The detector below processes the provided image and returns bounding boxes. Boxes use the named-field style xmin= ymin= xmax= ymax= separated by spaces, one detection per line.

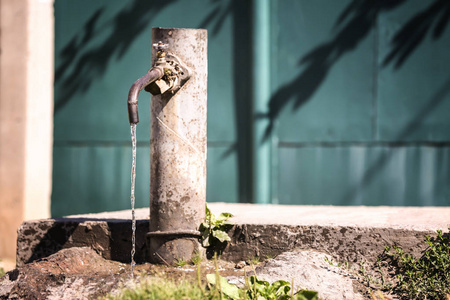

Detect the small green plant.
xmin=175 ymin=257 xmax=188 ymax=267
xmin=265 ymin=254 xmax=274 ymax=260
xmin=385 ymin=226 xmax=450 ymax=299
xmin=191 ymin=251 xmax=203 ymax=265
xmin=103 ymin=260 xmax=320 ymax=300
xmin=245 ymin=276 xmax=293 ymax=299
xmin=374 ymin=257 xmax=390 ymax=290
xmin=324 ymin=256 xmax=335 ymax=266
xmin=200 ymin=205 xmax=234 ymax=248
xmin=207 ymin=273 xmax=241 ymax=300
xmin=324 ymin=256 xmax=347 ymax=269
xmin=0 ymin=266 xmax=5 ymax=277
xmin=249 ymin=256 xmax=260 ymax=266
xmin=325 ymin=256 xmax=390 ymax=292
xmin=207 ymin=273 xmax=319 ymax=300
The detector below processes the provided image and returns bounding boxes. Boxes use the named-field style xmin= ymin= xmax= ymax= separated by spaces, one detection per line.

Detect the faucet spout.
xmin=127 ymin=67 xmax=163 ymax=124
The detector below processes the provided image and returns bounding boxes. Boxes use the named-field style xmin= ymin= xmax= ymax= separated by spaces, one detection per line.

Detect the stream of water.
xmin=130 ymin=124 xmax=137 ymax=277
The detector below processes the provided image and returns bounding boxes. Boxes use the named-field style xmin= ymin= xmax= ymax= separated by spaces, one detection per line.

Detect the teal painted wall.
xmin=272 ymin=0 xmax=450 ymax=206
xmin=53 ymin=0 xmax=450 ymax=217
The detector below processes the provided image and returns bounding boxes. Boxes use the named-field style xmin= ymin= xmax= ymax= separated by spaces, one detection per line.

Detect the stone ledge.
xmin=16 ymin=203 xmax=450 ymax=266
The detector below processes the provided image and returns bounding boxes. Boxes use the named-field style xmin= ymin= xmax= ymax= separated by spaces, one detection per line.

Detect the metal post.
xmin=252 ymin=0 xmax=272 ymax=204
xmin=148 ymin=28 xmax=207 ymax=265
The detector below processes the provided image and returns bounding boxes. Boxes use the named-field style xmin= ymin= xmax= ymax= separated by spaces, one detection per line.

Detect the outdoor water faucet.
xmin=127 ymin=41 xmax=190 ymax=124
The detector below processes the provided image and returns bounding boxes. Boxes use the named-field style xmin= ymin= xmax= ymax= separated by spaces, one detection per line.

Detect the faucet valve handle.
xmin=152 ymin=41 xmax=168 ymax=50
xmin=153 ymin=41 xmax=169 ymax=58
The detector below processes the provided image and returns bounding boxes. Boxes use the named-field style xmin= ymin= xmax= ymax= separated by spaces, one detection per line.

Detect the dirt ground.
xmin=1 ymin=246 xmax=401 ymax=300
xmin=0 ymin=247 xmax=251 ymax=299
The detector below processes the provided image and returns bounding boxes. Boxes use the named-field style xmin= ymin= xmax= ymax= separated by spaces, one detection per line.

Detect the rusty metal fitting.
xmin=127 ymin=41 xmax=190 ymax=124
xmin=144 ymin=53 xmax=190 ymax=96
xmin=156 ymin=50 xmax=166 ymax=58
xmin=127 ymin=67 xmax=164 ymax=124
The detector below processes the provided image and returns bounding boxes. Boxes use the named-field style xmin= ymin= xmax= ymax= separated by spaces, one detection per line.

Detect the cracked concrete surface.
xmin=15 ymin=203 xmax=449 ymax=267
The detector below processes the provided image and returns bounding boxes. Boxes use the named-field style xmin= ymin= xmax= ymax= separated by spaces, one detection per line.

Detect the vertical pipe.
xmin=148 ymin=28 xmax=207 ymax=264
xmin=252 ymin=0 xmax=271 ymax=204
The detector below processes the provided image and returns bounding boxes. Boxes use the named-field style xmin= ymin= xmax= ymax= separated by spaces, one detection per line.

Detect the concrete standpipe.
xmin=147 ymin=28 xmax=207 ymax=265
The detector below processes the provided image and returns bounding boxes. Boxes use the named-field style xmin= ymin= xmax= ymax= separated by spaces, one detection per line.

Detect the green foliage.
xmin=264 ymin=254 xmax=274 ymax=260
xmin=292 ymin=290 xmax=319 ymax=300
xmin=101 ymin=277 xmax=207 ymax=300
xmin=200 ymin=206 xmax=234 ymax=248
xmin=175 ymin=258 xmax=188 ymax=267
xmin=323 ymin=257 xmax=334 ymax=266
xmin=245 ymin=276 xmax=291 ymax=300
xmin=104 ymin=274 xmax=319 ymax=300
xmin=207 ymin=273 xmax=240 ymax=300
xmin=248 ymin=256 xmax=260 ymax=266
xmin=324 ymin=256 xmax=391 ymax=293
xmin=385 ymin=226 xmax=450 ymax=299
xmin=207 ymin=273 xmax=318 ymax=300
xmin=191 ymin=251 xmax=203 ymax=266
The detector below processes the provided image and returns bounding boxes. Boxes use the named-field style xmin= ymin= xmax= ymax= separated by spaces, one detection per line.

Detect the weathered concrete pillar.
xmin=0 ymin=0 xmax=53 ymax=262
xmin=148 ymin=28 xmax=207 ymax=264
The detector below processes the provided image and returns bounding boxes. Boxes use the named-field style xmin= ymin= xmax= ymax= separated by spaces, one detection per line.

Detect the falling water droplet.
xmin=130 ymin=124 xmax=137 ymax=278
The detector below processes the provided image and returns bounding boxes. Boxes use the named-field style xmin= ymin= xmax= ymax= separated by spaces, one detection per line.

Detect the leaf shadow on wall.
xmin=54 ymin=0 xmax=176 ymax=113
xmin=342 ymin=0 xmax=450 ymax=205
xmin=383 ymin=0 xmax=450 ymax=69
xmin=259 ymin=0 xmax=407 ymax=142
xmin=258 ymin=0 xmax=450 ymax=205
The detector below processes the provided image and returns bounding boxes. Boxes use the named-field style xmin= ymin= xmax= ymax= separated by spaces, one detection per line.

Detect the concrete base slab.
xmin=16 ymin=203 xmax=450 ymax=267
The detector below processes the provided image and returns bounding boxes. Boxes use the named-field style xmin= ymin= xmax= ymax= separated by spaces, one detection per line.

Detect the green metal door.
xmin=273 ymin=0 xmax=450 ymax=206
